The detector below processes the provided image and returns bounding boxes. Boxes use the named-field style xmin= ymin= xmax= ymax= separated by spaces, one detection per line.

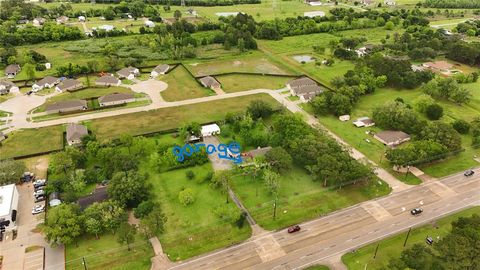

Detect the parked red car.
xmin=288 ymin=225 xmax=301 ymax=233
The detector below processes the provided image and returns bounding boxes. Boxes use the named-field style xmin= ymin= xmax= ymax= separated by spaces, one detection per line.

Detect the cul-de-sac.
xmin=0 ymin=0 xmax=479 ymax=269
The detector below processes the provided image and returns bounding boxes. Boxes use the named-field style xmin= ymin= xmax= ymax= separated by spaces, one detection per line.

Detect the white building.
xmin=303 ymin=11 xmax=325 ymax=18
xmin=201 ymin=124 xmax=221 ymax=137
xmin=78 ymin=16 xmax=86 ymax=22
xmin=150 ymin=64 xmax=170 ymax=78
xmin=0 ymin=184 xmax=19 ymax=232
xmin=145 ymin=20 xmax=155 ymax=28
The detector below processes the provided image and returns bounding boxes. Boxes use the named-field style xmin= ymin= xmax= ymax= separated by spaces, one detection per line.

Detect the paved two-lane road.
xmin=164 ymin=170 xmax=479 ymax=270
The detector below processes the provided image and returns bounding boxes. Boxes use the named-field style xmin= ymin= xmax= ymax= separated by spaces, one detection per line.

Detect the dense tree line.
xmin=0 ymin=23 xmax=84 ymax=46
xmin=455 ymin=20 xmax=480 ymax=37
xmin=67 ymin=0 xmax=260 ymax=6
xmin=423 ymin=0 xmax=480 ymax=8
xmin=386 ymin=214 xmax=480 ymax=270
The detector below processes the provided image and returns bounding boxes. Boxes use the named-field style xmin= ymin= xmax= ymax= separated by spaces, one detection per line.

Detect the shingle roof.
xmin=5 ymin=64 xmax=20 ymax=74
xmin=98 ymin=92 xmax=134 ymax=103
xmin=46 ymin=99 xmax=87 ymax=111
xmin=117 ymin=67 xmax=138 ymax=77
xmin=66 ymin=123 xmax=88 ymax=142
xmin=57 ymin=79 xmax=82 ymax=91
xmin=96 ymin=75 xmax=120 ymax=84
xmin=153 ymin=64 xmax=170 ymax=73
xmin=36 ymin=76 xmax=58 ymax=86
xmin=293 ymin=85 xmax=323 ymax=96
xmin=375 ymin=130 xmax=410 ymax=144
xmin=0 ymin=80 xmax=16 ymax=89
xmin=287 ymin=77 xmax=317 ymax=89
xmin=77 ymin=186 xmax=108 ymax=210
xmin=199 ymin=76 xmax=220 ymax=88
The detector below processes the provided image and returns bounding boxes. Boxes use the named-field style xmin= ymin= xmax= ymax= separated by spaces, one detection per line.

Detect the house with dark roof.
xmin=32 ymin=76 xmax=59 ymax=92
xmin=150 ymin=64 xmax=170 ymax=78
xmin=374 ymin=130 xmax=410 ymax=146
xmin=66 ymin=123 xmax=88 ymax=145
xmin=98 ymin=93 xmax=135 ymax=107
xmin=286 ymin=77 xmax=323 ymax=102
xmin=353 ymin=117 xmax=375 ymax=128
xmin=77 ymin=186 xmax=108 ymax=210
xmin=95 ymin=75 xmax=121 ymax=87
xmin=117 ymin=67 xmax=140 ymax=80
xmin=0 ymin=80 xmax=19 ymax=95
xmin=5 ymin=64 xmax=21 ymax=79
xmin=199 ymin=76 xmax=221 ymax=90
xmin=55 ymin=79 xmax=83 ymax=92
xmin=46 ymin=100 xmax=87 ymax=114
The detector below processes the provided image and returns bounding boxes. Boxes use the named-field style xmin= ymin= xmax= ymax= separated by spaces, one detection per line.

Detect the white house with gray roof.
xmin=32 ymin=76 xmax=59 ymax=92
xmin=199 ymin=76 xmax=221 ymax=90
xmin=98 ymin=93 xmax=135 ymax=107
xmin=286 ymin=77 xmax=323 ymax=102
xmin=46 ymin=99 xmax=87 ymax=114
xmin=117 ymin=67 xmax=140 ymax=80
xmin=55 ymin=79 xmax=83 ymax=92
xmin=0 ymin=80 xmax=19 ymax=95
xmin=95 ymin=75 xmax=121 ymax=86
xmin=4 ymin=64 xmax=21 ymax=79
xmin=150 ymin=64 xmax=170 ymax=78
xmin=66 ymin=123 xmax=88 ymax=145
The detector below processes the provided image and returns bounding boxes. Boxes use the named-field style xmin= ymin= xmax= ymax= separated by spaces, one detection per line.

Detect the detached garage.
xmin=201 ymin=124 xmax=220 ymax=137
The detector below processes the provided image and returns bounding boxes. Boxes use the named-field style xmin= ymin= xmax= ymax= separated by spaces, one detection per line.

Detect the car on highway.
xmin=410 ymin=208 xmax=423 ymax=216
xmin=32 ymin=205 xmax=45 ymax=215
xmin=288 ymin=225 xmax=301 ymax=233
xmin=464 ymin=170 xmax=475 ymax=177
xmin=34 ymin=195 xmax=46 ymax=203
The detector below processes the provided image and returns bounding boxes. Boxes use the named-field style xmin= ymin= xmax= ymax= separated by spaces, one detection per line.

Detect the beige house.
xmin=374 ymin=130 xmax=411 ymax=146
xmin=199 ymin=76 xmax=221 ymax=90
xmin=287 ymin=77 xmax=323 ymax=102
xmin=117 ymin=67 xmax=140 ymax=80
xmin=55 ymin=79 xmax=83 ymax=92
xmin=4 ymin=64 xmax=21 ymax=79
xmin=98 ymin=93 xmax=135 ymax=107
xmin=95 ymin=75 xmax=121 ymax=87
xmin=46 ymin=100 xmax=87 ymax=114
xmin=353 ymin=117 xmax=375 ymax=128
xmin=66 ymin=123 xmax=88 ymax=146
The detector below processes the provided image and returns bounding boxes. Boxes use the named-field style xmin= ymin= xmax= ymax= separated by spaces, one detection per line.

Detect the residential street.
xmin=163 ymin=169 xmax=480 ymax=270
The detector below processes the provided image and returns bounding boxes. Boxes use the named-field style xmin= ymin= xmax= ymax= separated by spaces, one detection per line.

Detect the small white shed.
xmin=201 ymin=124 xmax=221 ymax=137
xmin=339 ymin=115 xmax=350 ymax=121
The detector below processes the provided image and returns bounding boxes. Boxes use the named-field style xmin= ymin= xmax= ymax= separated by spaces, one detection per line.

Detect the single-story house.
xmin=32 ymin=76 xmax=59 ymax=92
xmin=287 ymin=77 xmax=323 ymax=102
xmin=304 ymin=0 xmax=322 ymax=6
xmin=98 ymin=92 xmax=135 ymax=107
xmin=5 ymin=64 xmax=21 ymax=79
xmin=78 ymin=16 xmax=86 ymax=22
xmin=0 ymin=131 xmax=7 ymax=142
xmin=0 ymin=80 xmax=19 ymax=95
xmin=374 ymin=130 xmax=411 ymax=146
xmin=55 ymin=79 xmax=83 ymax=92
xmin=45 ymin=99 xmax=87 ymax=114
xmin=150 ymin=64 xmax=170 ymax=78
xmin=56 ymin=16 xmax=69 ymax=24
xmin=145 ymin=20 xmax=155 ymax=28
xmin=199 ymin=76 xmax=221 ymax=90
xmin=95 ymin=75 xmax=121 ymax=86
xmin=411 ymin=64 xmax=427 ymax=72
xmin=117 ymin=67 xmax=140 ymax=80
xmin=32 ymin=17 xmax=45 ymax=27
xmin=353 ymin=117 xmax=375 ymax=127
xmin=339 ymin=115 xmax=350 ymax=121
xmin=355 ymin=44 xmax=375 ymax=57
xmin=66 ymin=122 xmax=88 ymax=146
xmin=77 ymin=186 xmax=108 ymax=210
xmin=304 ymin=11 xmax=325 ymax=18
xmin=201 ymin=123 xmax=221 ymax=137
xmin=94 ymin=24 xmax=115 ymax=32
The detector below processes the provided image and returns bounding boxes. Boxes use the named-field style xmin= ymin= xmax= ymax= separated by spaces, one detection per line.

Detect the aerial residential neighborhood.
xmin=0 ymin=0 xmax=479 ymax=269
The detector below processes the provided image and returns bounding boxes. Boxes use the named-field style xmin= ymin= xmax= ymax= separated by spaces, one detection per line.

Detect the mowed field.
xmin=216 ymin=74 xmax=295 ymax=92
xmin=342 ymin=206 xmax=480 ymax=270
xmin=159 ymin=65 xmax=214 ymax=101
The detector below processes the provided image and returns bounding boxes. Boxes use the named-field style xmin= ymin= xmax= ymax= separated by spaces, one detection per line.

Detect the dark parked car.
xmin=464 ymin=170 xmax=475 ymax=177
xmin=26 ymin=90 xmax=33 ymax=95
xmin=288 ymin=225 xmax=301 ymax=233
xmin=426 ymin=236 xmax=434 ymax=245
xmin=411 ymin=208 xmax=423 ymax=216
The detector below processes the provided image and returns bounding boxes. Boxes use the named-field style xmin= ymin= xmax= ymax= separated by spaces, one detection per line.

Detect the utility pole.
xmin=403 ymin=227 xmax=412 ymax=247
xmin=273 ymin=200 xmax=277 ymax=219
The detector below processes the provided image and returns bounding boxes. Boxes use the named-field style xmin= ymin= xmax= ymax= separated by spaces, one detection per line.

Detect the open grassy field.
xmin=159 ymin=65 xmax=214 ymax=101
xmin=65 ymin=233 xmax=153 ymax=270
xmin=85 ymin=18 xmax=144 ymax=33
xmin=231 ymin=166 xmax=391 ymax=230
xmin=0 ymin=125 xmax=64 ymax=159
xmin=34 ymin=86 xmax=139 ymax=113
xmin=88 ymin=93 xmax=280 ymax=141
xmin=341 ymin=206 xmax=480 ymax=270
xmin=186 ymin=51 xmax=293 ymax=76
xmin=216 ymin=74 xmax=295 ymax=92
xmin=145 ymin=163 xmax=251 ymax=260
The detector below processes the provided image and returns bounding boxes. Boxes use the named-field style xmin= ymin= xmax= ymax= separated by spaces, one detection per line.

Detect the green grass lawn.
xmin=305 ymin=265 xmax=330 ymax=270
xmin=341 ymin=206 xmax=480 ymax=270
xmin=88 ymin=93 xmax=280 ymax=142
xmin=159 ymin=65 xmax=213 ymax=101
xmin=185 ymin=51 xmax=292 ymax=76
xmin=34 ymin=86 xmax=137 ymax=113
xmin=144 ymin=163 xmax=251 ymax=261
xmin=65 ymin=233 xmax=153 ymax=270
xmin=216 ymin=74 xmax=294 ymax=92
xmin=0 ymin=126 xmax=64 ymax=159
xmin=231 ymin=166 xmax=391 ymax=230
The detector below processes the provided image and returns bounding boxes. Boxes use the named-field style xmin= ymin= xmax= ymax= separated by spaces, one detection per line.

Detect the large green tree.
xmin=0 ymin=159 xmax=26 ymax=185
xmin=108 ymin=171 xmax=150 ymax=208
xmin=44 ymin=204 xmax=83 ymax=247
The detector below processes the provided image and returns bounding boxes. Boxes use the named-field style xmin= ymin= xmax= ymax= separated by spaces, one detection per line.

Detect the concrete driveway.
xmin=130 ymin=79 xmax=168 ymax=107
